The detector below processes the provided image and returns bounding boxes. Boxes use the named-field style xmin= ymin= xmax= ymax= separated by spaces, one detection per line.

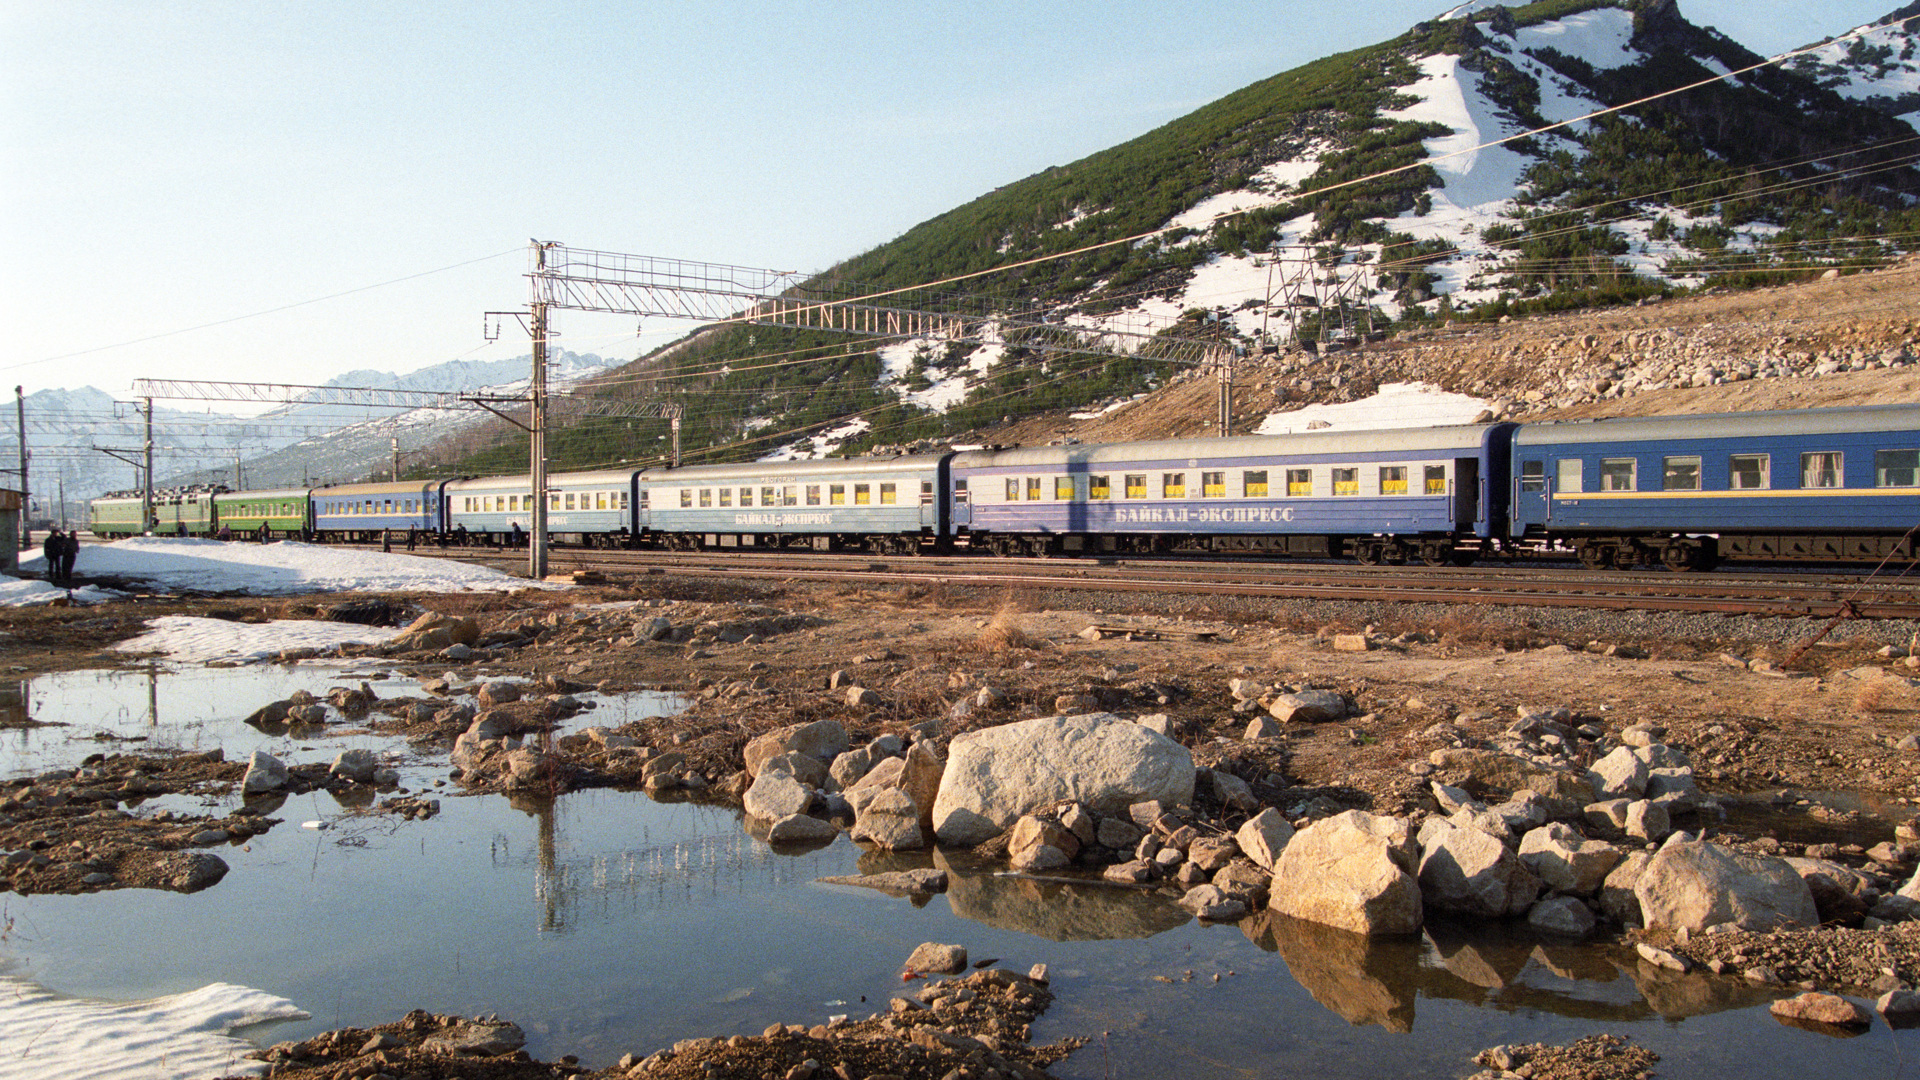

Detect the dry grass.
xmin=974 ymin=603 xmax=1044 ymax=652
xmin=1855 ymin=677 xmax=1897 ymax=714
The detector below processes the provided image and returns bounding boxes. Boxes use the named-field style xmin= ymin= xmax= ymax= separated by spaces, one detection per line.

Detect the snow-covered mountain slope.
xmin=1788 ymin=2 xmax=1920 ymax=128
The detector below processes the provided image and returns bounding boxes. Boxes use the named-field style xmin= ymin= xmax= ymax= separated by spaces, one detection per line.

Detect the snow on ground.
xmin=1511 ymin=8 xmax=1639 ymax=71
xmin=875 ymin=339 xmax=976 ymax=413
xmin=1794 ymin=18 xmax=1920 ymax=126
xmin=0 ymin=574 xmax=121 ymax=607
xmin=17 ymin=537 xmax=547 ymax=596
xmin=760 ymin=418 xmax=873 ymax=461
xmin=114 ymin=615 xmax=400 ymax=663
xmin=0 ymin=975 xmax=308 ymax=1080
xmin=1254 ymin=382 xmax=1491 ymax=434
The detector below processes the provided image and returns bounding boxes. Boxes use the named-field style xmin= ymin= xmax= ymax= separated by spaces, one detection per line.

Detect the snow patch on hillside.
xmin=1255 ymin=382 xmax=1490 ymax=434
xmin=1511 ymin=8 xmax=1638 ymax=71
xmin=0 ymin=974 xmax=308 ymax=1080
xmin=760 ymin=418 xmax=873 ymax=461
xmin=1791 ymin=17 xmax=1920 ymax=128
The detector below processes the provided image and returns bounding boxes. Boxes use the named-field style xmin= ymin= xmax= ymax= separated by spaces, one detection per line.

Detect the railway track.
xmin=372 ymin=542 xmax=1920 ymax=619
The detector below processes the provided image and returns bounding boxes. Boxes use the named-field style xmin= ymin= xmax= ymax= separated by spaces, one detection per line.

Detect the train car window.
xmin=718 ymin=487 xmax=732 ymax=507
xmin=638 ymin=490 xmax=649 ymax=510
xmin=785 ymin=486 xmax=800 ymax=506
xmin=1163 ymin=472 xmax=1186 ymax=498
xmin=1056 ymin=476 xmax=1075 ymax=500
xmin=1876 ymin=449 xmax=1919 ymax=487
xmin=1005 ymin=478 xmax=1020 ymax=501
xmin=1202 ymin=471 xmax=1225 ymax=497
xmin=598 ymin=492 xmax=609 ymax=510
xmin=1025 ymin=477 xmax=1043 ymax=501
xmin=952 ymin=480 xmax=968 ymax=504
xmin=807 ymin=485 xmax=822 ymax=506
xmin=1125 ymin=474 xmax=1146 ymax=498
xmin=878 ymin=484 xmax=895 ymax=505
xmin=1425 ymin=465 xmax=1448 ymax=494
xmin=1520 ymin=462 xmax=1546 ymax=492
xmin=1598 ymin=459 xmax=1634 ymax=491
xmin=619 ymin=492 xmax=629 ymax=509
xmin=855 ymin=484 xmax=871 ymax=505
xmin=1801 ymin=452 xmax=1842 ymax=488
xmin=1287 ymin=469 xmax=1312 ymax=496
xmin=1332 ymin=468 xmax=1358 ymax=496
xmin=1728 ymin=451 xmax=1766 ymax=486
xmin=829 ymin=484 xmax=845 ymax=505
xmin=1663 ymin=456 xmax=1701 ymax=491
xmin=698 ymin=489 xmax=712 ymax=508
xmin=549 ymin=493 xmax=560 ymax=510
xmin=1090 ymin=475 xmax=1111 ymax=499
xmin=1556 ymin=460 xmax=1582 ymax=493
xmin=1244 ymin=470 xmax=1268 ymax=497
xmin=1379 ymin=466 xmax=1407 ymax=495
xmin=676 ymin=490 xmax=688 ymax=509
xmin=740 ymin=487 xmax=754 ymax=507
xmin=920 ymin=481 xmax=934 ymax=506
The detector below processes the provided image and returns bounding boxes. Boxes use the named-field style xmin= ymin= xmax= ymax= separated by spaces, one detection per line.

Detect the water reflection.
xmin=933 ymin=850 xmax=1194 ymax=942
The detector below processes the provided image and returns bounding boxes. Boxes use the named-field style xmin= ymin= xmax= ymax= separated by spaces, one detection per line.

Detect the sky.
xmin=0 ymin=1 xmax=1902 ymax=403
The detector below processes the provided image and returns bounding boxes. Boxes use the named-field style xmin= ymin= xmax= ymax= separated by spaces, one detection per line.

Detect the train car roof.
xmin=637 ymin=454 xmax=950 ymax=483
xmin=1513 ymin=403 xmax=1920 ymax=446
xmin=443 ymin=468 xmax=639 ymax=492
xmin=310 ymin=479 xmax=452 ymax=496
xmin=212 ymin=487 xmax=309 ymax=501
xmin=950 ymin=425 xmax=1509 ymax=469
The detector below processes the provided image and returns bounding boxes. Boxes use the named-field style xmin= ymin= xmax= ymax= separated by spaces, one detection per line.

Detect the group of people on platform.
xmin=41 ymin=529 xmax=78 ymax=586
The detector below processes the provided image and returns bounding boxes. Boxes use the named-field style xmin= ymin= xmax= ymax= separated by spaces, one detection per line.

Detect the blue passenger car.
xmin=446 ymin=470 xmax=641 ymax=547
xmin=637 ymin=455 xmax=950 ymax=554
xmin=311 ymin=480 xmax=452 ymax=542
xmin=1511 ymin=404 xmax=1920 ymax=568
xmin=951 ymin=425 xmax=1515 ymax=564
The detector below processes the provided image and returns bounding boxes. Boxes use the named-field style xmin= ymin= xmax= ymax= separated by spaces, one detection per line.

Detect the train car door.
xmin=1453 ymin=458 xmax=1481 ymax=530
xmin=1514 ymin=456 xmax=1549 ymax=528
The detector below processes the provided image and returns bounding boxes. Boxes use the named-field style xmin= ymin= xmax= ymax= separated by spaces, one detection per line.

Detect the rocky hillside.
xmin=436 ymin=0 xmax=1920 ymax=473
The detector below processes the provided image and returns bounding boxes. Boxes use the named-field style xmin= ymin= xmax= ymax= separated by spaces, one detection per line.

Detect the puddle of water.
xmin=4 ymin=668 xmax=1920 ymax=1076
xmin=1719 ymin=788 xmax=1909 ymax=847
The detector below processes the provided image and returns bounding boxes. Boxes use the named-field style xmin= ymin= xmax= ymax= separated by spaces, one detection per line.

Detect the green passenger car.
xmin=211 ymin=488 xmax=311 ymax=539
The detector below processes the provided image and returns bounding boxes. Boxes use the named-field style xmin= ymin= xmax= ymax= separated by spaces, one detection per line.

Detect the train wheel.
xmin=1661 ymin=541 xmax=1705 ymax=573
xmin=1577 ymin=542 xmax=1611 ymax=570
xmin=1611 ymin=542 xmax=1644 ymax=571
xmin=1417 ymin=541 xmax=1452 ymax=567
xmin=1353 ymin=542 xmax=1382 ymax=566
xmin=1450 ymin=547 xmax=1479 ymax=567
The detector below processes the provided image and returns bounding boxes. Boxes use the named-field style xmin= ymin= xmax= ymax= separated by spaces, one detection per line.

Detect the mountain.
xmin=22 ymin=350 xmax=616 ymax=521
xmin=438 ymin=0 xmax=1920 ymax=471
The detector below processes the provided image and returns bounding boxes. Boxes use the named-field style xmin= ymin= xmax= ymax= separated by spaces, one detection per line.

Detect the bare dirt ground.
xmin=10 ymin=573 xmax=1920 ymax=1076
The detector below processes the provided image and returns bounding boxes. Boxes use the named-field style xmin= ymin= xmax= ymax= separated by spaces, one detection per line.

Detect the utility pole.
xmin=231 ymin=449 xmax=242 ymax=490
xmin=1217 ymin=348 xmax=1235 ymax=435
xmin=530 ymin=241 xmax=552 ymax=581
xmin=14 ymin=387 xmax=27 ymax=550
xmin=142 ymin=397 xmax=154 ymax=534
xmin=391 ymin=436 xmax=401 ymax=481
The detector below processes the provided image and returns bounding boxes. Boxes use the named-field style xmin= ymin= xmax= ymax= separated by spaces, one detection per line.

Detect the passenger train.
xmin=87 ymin=403 xmax=1920 ymax=571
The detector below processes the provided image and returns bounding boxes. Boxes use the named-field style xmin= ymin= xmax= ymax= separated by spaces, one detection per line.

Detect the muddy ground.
xmin=9 ymin=573 xmax=1920 ymax=1077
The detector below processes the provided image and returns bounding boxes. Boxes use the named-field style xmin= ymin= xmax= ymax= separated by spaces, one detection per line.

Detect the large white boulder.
xmin=1517 ymin=823 xmax=1622 ymax=897
xmin=1269 ymin=810 xmax=1423 ymax=936
xmin=1633 ymin=840 xmax=1819 ymax=933
xmin=930 ymin=713 xmax=1194 ymax=846
xmin=743 ymin=719 xmax=849 ymax=779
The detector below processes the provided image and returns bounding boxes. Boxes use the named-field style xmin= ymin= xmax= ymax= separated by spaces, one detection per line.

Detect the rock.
xmin=1583 ymin=799 xmax=1631 ymax=831
xmin=760 ymin=751 xmax=830 ymax=790
xmin=1527 ymin=895 xmax=1595 ymax=937
xmin=1331 ymin=634 xmax=1371 ymax=653
xmin=1517 ymin=823 xmax=1622 ymax=896
xmin=287 ymin=704 xmax=327 ymax=725
xmin=1645 ymin=767 xmax=1699 ymax=811
xmin=1426 ymin=748 xmax=1593 ymax=809
xmin=1267 ymin=690 xmax=1347 ymax=724
xmin=817 ymin=868 xmax=948 ymax=894
xmin=1188 ymin=835 xmax=1239 ymax=873
xmin=1586 ymin=746 xmax=1649 ymax=799
xmin=1134 ymin=713 xmax=1175 ymax=738
xmin=1060 ymin=803 xmax=1097 ymax=846
xmin=1624 ymin=799 xmax=1670 ymax=842
xmin=1097 ymin=815 xmax=1145 ymax=850
xmin=931 ymin=713 xmax=1194 ymax=846
xmin=1635 ymin=942 xmax=1691 ymax=972
xmin=1236 ymin=808 xmax=1295 ymax=871
xmin=1633 ymin=840 xmax=1819 ymax=932
xmin=846 ymin=686 xmax=881 ymax=708
xmin=1879 ymin=989 xmax=1920 ymax=1022
xmin=329 ymin=748 xmax=379 ymax=784
xmin=502 ymin=748 xmax=549 ymax=789
xmin=1784 ymin=856 xmax=1875 ymax=923
xmin=1008 ymin=815 xmax=1080 ymax=871
xmin=901 ymin=741 xmax=944 ymax=834
xmin=1244 ymin=715 xmax=1282 ymax=740
xmin=1430 ymin=782 xmax=1475 ymax=815
xmin=1600 ymin=851 xmax=1653 ymax=925
xmin=476 ymin=680 xmax=523 ymax=707
xmin=1180 ymin=884 xmax=1247 ymax=920
xmin=153 ymin=851 xmax=228 ymax=893
xmin=420 ymin=1019 xmax=525 ymax=1056
xmin=1269 ymin=810 xmax=1422 ymax=936
xmin=1416 ymin=820 xmax=1540 ymax=918
xmin=829 ymin=748 xmax=873 ymax=789
xmin=1212 ymin=860 xmax=1271 ymax=908
xmin=241 ymin=750 xmax=287 ymax=794
xmin=905 ymin=942 xmax=967 ymax=975
xmin=1207 ymin=770 xmax=1259 ymax=813
xmin=850 ymin=788 xmax=925 ymax=850
xmin=389 ymin=612 xmax=481 ymax=652
xmin=766 ymin=814 xmax=840 ymax=844
xmin=1103 ymin=859 xmax=1155 ymax=884
xmin=743 ymin=720 xmax=850 ymax=778
xmin=744 ymin=771 xmax=815 ymax=822
xmin=1770 ymin=992 xmax=1872 ymax=1029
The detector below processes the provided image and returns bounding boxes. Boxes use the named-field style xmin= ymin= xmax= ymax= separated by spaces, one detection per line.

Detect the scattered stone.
xmin=1770 ymin=992 xmax=1873 ymax=1029
xmin=904 ymin=942 xmax=967 ymax=975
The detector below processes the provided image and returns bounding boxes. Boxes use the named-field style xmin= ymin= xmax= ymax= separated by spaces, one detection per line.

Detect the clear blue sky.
xmin=0 ymin=1 xmax=1899 ymax=400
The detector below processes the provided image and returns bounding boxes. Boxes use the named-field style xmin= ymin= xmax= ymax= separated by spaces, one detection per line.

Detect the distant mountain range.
xmin=20 ymin=351 xmax=614 ymax=522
